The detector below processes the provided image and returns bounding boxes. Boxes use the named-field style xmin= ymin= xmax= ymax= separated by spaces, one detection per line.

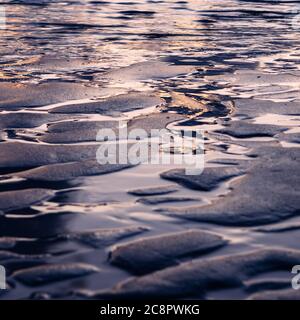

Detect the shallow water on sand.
xmin=0 ymin=0 xmax=300 ymax=299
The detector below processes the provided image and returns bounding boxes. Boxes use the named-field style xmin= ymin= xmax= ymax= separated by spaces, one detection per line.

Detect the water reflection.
xmin=0 ymin=0 xmax=300 ymax=300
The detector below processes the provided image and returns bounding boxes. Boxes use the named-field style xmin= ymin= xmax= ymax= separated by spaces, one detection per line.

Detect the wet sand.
xmin=0 ymin=0 xmax=300 ymax=300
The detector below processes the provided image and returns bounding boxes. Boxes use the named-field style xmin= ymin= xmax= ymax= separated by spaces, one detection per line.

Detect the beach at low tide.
xmin=0 ymin=0 xmax=300 ymax=300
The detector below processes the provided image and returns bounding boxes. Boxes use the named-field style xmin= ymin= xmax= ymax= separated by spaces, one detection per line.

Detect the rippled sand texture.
xmin=0 ymin=0 xmax=300 ymax=300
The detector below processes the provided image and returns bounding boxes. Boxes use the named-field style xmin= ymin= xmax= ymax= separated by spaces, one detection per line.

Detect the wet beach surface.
xmin=0 ymin=0 xmax=300 ymax=299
